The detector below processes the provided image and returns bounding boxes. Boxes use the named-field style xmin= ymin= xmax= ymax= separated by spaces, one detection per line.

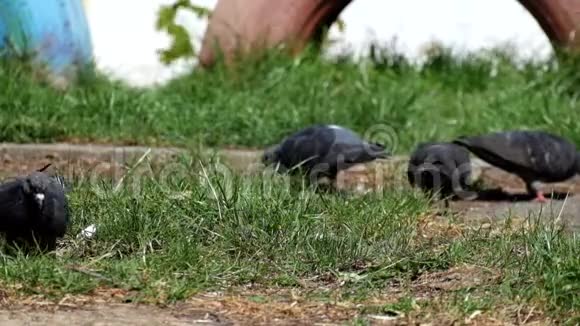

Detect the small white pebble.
xmin=77 ymin=224 xmax=97 ymax=239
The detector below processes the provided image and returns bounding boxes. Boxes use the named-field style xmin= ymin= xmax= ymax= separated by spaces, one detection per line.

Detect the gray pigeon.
xmin=453 ymin=130 xmax=580 ymax=202
xmin=262 ymin=124 xmax=390 ymax=183
xmin=0 ymin=171 xmax=70 ymax=252
xmin=407 ymin=142 xmax=475 ymax=201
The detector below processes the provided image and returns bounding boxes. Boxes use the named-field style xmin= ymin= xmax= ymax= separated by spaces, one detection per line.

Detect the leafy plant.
xmin=155 ymin=1 xmax=347 ymax=64
xmin=155 ymin=0 xmax=212 ymax=64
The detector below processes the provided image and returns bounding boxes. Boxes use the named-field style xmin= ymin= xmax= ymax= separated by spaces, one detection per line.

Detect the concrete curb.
xmin=0 ymin=142 xmax=493 ymax=172
xmin=0 ymin=143 xmax=185 ymax=164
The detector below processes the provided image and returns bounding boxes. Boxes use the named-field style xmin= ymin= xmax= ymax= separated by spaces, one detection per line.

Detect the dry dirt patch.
xmin=0 ymin=286 xmax=552 ymax=326
xmin=412 ymin=265 xmax=500 ymax=295
xmin=0 ymin=304 xmax=226 ymax=326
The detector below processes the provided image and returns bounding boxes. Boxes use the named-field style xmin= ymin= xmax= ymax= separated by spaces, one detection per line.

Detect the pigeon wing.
xmin=0 ymin=179 xmax=30 ymax=231
xmin=454 ymin=133 xmax=536 ymax=176
xmin=277 ymin=127 xmax=334 ymax=171
xmin=330 ymin=142 xmax=385 ymax=165
xmin=456 ymin=131 xmax=578 ymax=180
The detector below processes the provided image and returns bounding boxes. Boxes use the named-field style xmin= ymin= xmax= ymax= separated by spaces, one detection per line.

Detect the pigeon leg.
xmin=534 ymin=191 xmax=548 ymax=203
xmin=527 ymin=181 xmax=547 ymax=203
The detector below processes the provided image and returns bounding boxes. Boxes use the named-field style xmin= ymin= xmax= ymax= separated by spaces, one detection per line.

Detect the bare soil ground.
xmin=0 ymin=143 xmax=575 ymax=325
xmin=0 ymin=266 xmax=552 ymax=325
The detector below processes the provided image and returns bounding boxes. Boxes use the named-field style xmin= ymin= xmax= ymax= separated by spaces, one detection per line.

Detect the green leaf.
xmin=155 ymin=1 xmax=213 ymax=64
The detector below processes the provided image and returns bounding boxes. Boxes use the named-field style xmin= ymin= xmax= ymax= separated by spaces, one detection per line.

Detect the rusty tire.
xmin=200 ymin=0 xmax=580 ymax=67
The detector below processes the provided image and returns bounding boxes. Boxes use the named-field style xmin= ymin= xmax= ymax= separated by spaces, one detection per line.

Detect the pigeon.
xmin=407 ymin=142 xmax=475 ymax=202
xmin=453 ymin=130 xmax=580 ymax=202
xmin=262 ymin=124 xmax=390 ymax=184
xmin=0 ymin=170 xmax=70 ymax=252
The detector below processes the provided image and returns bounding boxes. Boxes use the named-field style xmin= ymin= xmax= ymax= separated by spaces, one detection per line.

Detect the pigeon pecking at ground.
xmin=262 ymin=124 xmax=390 ymax=185
xmin=407 ymin=142 xmax=475 ymax=204
xmin=0 ymin=170 xmax=70 ymax=253
xmin=453 ymin=130 xmax=580 ymax=202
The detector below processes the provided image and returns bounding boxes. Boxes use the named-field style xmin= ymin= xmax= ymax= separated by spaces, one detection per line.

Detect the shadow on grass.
xmin=465 ymin=188 xmax=572 ymax=202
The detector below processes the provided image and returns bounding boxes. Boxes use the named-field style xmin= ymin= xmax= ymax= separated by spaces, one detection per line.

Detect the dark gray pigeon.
xmin=407 ymin=142 xmax=475 ymax=202
xmin=453 ymin=130 xmax=580 ymax=202
xmin=262 ymin=124 xmax=390 ymax=183
xmin=0 ymin=170 xmax=69 ymax=252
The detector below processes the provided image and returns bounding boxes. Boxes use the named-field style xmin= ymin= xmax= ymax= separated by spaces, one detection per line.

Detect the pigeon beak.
xmin=34 ymin=193 xmax=45 ymax=208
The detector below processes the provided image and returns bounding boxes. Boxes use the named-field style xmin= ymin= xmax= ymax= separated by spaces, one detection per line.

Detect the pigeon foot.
xmin=534 ymin=191 xmax=548 ymax=203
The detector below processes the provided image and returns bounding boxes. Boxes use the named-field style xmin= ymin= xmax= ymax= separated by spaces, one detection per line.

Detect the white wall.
xmin=83 ymin=0 xmax=552 ymax=87
xmin=325 ymin=0 xmax=552 ymax=61
xmin=82 ymin=0 xmax=217 ymax=87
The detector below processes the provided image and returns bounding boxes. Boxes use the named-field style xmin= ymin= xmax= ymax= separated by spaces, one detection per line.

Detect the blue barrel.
xmin=0 ymin=0 xmax=93 ymax=81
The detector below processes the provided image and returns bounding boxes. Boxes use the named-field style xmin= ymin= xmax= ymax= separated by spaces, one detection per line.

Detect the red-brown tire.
xmin=518 ymin=0 xmax=580 ymax=47
xmin=199 ymin=0 xmax=580 ymax=67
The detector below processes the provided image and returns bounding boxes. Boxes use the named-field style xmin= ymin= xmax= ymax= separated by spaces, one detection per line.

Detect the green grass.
xmin=0 ymin=163 xmax=578 ymax=322
xmin=1 ymin=47 xmax=580 ymax=323
xmin=2 ymin=47 xmax=580 ymax=152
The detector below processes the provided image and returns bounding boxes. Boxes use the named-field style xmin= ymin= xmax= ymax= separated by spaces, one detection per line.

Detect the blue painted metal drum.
xmin=0 ymin=0 xmax=93 ymax=81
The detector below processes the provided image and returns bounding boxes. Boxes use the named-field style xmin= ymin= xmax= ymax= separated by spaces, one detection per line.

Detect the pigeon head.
xmin=261 ymin=145 xmax=281 ymax=166
xmin=23 ymin=172 xmax=52 ymax=209
xmin=368 ymin=142 xmax=391 ymax=158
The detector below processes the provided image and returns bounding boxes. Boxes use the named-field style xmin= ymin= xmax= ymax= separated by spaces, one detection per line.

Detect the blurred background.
xmin=83 ymin=0 xmax=553 ymax=87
